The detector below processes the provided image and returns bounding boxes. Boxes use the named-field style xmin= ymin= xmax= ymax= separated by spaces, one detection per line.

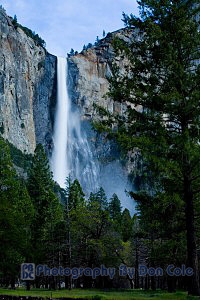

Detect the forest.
xmin=0 ymin=139 xmax=134 ymax=290
xmin=93 ymin=0 xmax=200 ymax=296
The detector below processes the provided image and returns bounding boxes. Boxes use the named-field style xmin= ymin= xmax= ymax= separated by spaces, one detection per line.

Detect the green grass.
xmin=0 ymin=288 xmax=200 ymax=300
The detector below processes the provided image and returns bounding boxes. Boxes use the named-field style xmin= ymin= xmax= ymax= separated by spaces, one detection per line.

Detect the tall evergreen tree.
xmin=68 ymin=179 xmax=85 ymax=210
xmin=121 ymin=209 xmax=132 ymax=242
xmin=27 ymin=144 xmax=61 ymax=266
xmin=88 ymin=188 xmax=108 ymax=210
xmin=12 ymin=14 xmax=18 ymax=27
xmin=96 ymin=0 xmax=200 ymax=295
xmin=69 ymin=48 xmax=75 ymax=56
xmin=0 ymin=137 xmax=34 ymax=285
xmin=109 ymin=193 xmax=122 ymax=230
xmin=96 ymin=187 xmax=108 ymax=210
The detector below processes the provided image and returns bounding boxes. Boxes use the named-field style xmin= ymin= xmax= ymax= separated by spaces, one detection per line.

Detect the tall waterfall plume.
xmin=51 ymin=57 xmax=69 ymax=188
xmin=51 ymin=57 xmax=100 ymax=192
xmin=51 ymin=56 xmax=135 ymax=214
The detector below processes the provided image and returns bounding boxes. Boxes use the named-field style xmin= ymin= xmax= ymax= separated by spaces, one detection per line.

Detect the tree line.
xmin=94 ymin=0 xmax=200 ymax=296
xmin=12 ymin=14 xmax=46 ymax=48
xmin=0 ymin=135 xmax=198 ymax=293
xmin=0 ymin=138 xmax=134 ymax=290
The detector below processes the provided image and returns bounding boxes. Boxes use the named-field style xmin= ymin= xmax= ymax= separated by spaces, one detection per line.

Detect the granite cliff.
xmin=0 ymin=6 xmax=131 ymax=157
xmin=67 ymin=30 xmax=138 ymax=208
xmin=68 ymin=28 xmax=132 ymax=119
xmin=0 ymin=7 xmax=56 ymax=154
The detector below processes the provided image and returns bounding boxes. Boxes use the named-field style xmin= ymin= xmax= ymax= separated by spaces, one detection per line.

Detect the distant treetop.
xmin=10 ymin=13 xmax=46 ymax=48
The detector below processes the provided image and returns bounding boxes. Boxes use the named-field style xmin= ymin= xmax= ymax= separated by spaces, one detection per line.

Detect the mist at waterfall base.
xmin=51 ymin=57 xmax=135 ymax=215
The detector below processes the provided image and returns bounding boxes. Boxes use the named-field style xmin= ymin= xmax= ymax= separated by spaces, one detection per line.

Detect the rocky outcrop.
xmin=68 ymin=29 xmax=132 ymax=119
xmin=0 ymin=7 xmax=56 ymax=154
xmin=67 ymin=30 xmax=138 ymax=207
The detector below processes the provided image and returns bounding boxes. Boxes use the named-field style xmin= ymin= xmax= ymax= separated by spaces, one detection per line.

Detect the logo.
xmin=21 ymin=263 xmax=35 ymax=280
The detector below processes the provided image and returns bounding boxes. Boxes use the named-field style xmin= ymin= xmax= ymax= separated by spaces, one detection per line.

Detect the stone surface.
xmin=67 ymin=30 xmax=138 ymax=207
xmin=68 ymin=28 xmax=132 ymax=119
xmin=0 ymin=7 xmax=57 ymax=154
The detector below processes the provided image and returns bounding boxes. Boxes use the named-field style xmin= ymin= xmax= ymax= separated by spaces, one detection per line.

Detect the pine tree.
xmin=88 ymin=187 xmax=108 ymax=210
xmin=0 ymin=137 xmax=34 ymax=285
xmin=109 ymin=193 xmax=122 ymax=230
xmin=86 ymin=43 xmax=93 ymax=49
xmin=69 ymin=48 xmax=75 ymax=56
xmin=97 ymin=0 xmax=200 ymax=295
xmin=27 ymin=144 xmax=61 ymax=266
xmin=121 ymin=209 xmax=132 ymax=242
xmin=12 ymin=14 xmax=18 ymax=27
xmin=95 ymin=36 xmax=100 ymax=46
xmin=96 ymin=187 xmax=108 ymax=210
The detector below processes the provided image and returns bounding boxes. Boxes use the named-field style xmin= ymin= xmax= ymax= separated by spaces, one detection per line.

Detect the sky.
xmin=1 ymin=0 xmax=139 ymax=57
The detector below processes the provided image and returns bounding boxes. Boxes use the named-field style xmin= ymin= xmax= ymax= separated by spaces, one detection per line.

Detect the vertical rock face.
xmin=68 ymin=29 xmax=132 ymax=119
xmin=0 ymin=7 xmax=56 ymax=154
xmin=67 ymin=30 xmax=137 ymax=211
xmin=67 ymin=29 xmax=135 ymax=168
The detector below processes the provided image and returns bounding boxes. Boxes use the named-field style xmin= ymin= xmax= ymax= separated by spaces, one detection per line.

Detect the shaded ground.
xmin=0 ymin=288 xmax=200 ymax=300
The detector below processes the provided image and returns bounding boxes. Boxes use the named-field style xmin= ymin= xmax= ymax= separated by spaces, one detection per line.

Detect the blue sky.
xmin=1 ymin=0 xmax=139 ymax=56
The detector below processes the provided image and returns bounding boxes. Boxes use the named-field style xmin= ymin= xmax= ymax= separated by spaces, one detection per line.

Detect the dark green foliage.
xmin=81 ymin=43 xmax=94 ymax=52
xmin=95 ymin=0 xmax=200 ymax=295
xmin=38 ymin=60 xmax=45 ymax=70
xmin=69 ymin=48 xmax=75 ymax=56
xmin=27 ymin=144 xmax=63 ymax=264
xmin=88 ymin=187 xmax=108 ymax=210
xmin=109 ymin=193 xmax=122 ymax=230
xmin=12 ymin=15 xmax=17 ymax=28
xmin=9 ymin=142 xmax=33 ymax=172
xmin=0 ymin=137 xmax=133 ymax=288
xmin=131 ymin=191 xmax=186 ymax=273
xmin=95 ymin=36 xmax=100 ymax=46
xmin=121 ymin=209 xmax=132 ymax=242
xmin=70 ymin=190 xmax=121 ymax=273
xmin=86 ymin=43 xmax=93 ymax=49
xmin=20 ymin=26 xmax=46 ymax=47
xmin=106 ymin=32 xmax=112 ymax=38
xmin=68 ymin=178 xmax=85 ymax=210
xmin=12 ymin=16 xmax=46 ymax=48
xmin=28 ymin=144 xmax=54 ymax=194
xmin=0 ymin=137 xmax=34 ymax=283
xmin=0 ymin=122 xmax=4 ymax=134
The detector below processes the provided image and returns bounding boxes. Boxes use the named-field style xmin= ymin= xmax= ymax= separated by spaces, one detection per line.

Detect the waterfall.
xmin=51 ymin=56 xmax=135 ymax=214
xmin=51 ymin=57 xmax=69 ymax=188
xmin=51 ymin=57 xmax=100 ymax=192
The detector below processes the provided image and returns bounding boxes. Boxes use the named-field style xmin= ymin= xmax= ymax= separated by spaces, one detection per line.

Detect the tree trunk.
xmin=151 ymin=276 xmax=156 ymax=291
xmin=134 ymin=242 xmax=139 ymax=289
xmin=10 ymin=277 xmax=15 ymax=289
xmin=167 ymin=276 xmax=176 ymax=293
xmin=144 ymin=275 xmax=149 ymax=290
xmin=184 ymin=176 xmax=200 ymax=296
xmin=26 ymin=281 xmax=30 ymax=291
xmin=129 ymin=278 xmax=134 ymax=289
